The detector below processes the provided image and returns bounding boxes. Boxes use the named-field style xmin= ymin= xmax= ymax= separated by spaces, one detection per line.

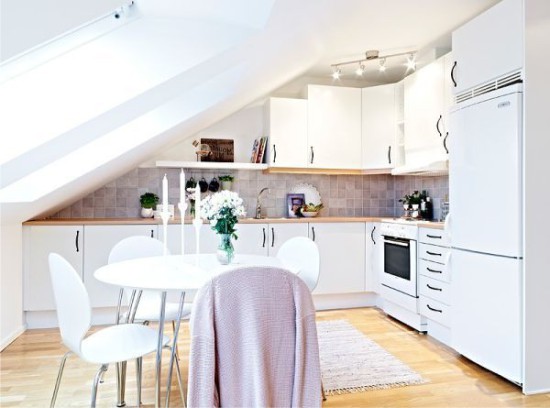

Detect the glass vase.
xmin=216 ymin=233 xmax=234 ymax=265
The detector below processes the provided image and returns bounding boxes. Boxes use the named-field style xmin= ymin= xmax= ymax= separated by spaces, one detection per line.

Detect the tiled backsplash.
xmin=50 ymin=168 xmax=448 ymax=220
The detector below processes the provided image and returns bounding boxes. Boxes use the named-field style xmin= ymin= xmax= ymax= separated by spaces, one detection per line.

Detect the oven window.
xmin=384 ymin=240 xmax=411 ymax=281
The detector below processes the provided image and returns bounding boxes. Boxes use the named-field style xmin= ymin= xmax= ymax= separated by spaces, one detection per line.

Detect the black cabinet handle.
xmin=75 ymin=230 xmax=80 ymax=252
xmin=310 ymin=146 xmax=315 ymax=164
xmin=427 ymin=304 xmax=443 ymax=313
xmin=427 ymin=284 xmax=443 ymax=292
xmin=273 ymin=144 xmax=277 ymax=163
xmin=426 ymin=267 xmax=442 ymax=274
xmin=436 ymin=115 xmax=442 ymax=137
xmin=426 ymin=251 xmax=442 ymax=256
xmin=451 ymin=61 xmax=457 ymax=87
xmin=426 ymin=234 xmax=442 ymax=239
xmin=371 ymin=226 xmax=376 ymax=245
xmin=443 ymin=132 xmax=449 ymax=154
xmin=262 ymin=228 xmax=266 ymax=248
xmin=387 ymin=145 xmax=392 ymax=164
xmin=150 ymin=229 xmax=154 ymax=238
xmin=271 ymin=227 xmax=275 ymax=248
xmin=311 ymin=227 xmax=316 ymax=242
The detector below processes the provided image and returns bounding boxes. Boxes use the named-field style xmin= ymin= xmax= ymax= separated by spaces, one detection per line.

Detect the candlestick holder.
xmin=178 ymin=201 xmax=188 ymax=256
xmin=192 ymin=218 xmax=202 ymax=266
xmin=160 ymin=210 xmax=171 ymax=256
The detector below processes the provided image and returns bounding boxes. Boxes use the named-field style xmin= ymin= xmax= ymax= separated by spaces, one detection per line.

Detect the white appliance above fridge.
xmin=449 ymin=83 xmax=523 ymax=385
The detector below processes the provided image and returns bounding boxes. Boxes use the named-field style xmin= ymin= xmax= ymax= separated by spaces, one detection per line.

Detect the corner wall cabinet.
xmin=23 ymin=226 xmax=83 ymax=311
xmin=306 ymin=85 xmax=362 ymax=169
xmin=451 ymin=0 xmax=523 ymax=95
xmin=361 ymin=84 xmax=400 ymax=170
xmin=265 ymin=98 xmax=308 ymax=168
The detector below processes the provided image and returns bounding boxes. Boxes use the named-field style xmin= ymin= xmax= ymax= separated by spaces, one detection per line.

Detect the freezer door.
xmin=451 ymin=249 xmax=522 ymax=384
xmin=449 ymin=91 xmax=522 ymax=257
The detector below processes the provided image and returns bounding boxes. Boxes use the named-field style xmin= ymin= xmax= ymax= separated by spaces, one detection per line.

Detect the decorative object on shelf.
xmin=286 ymin=193 xmax=305 ymax=218
xmin=219 ymin=174 xmax=234 ymax=191
xmin=192 ymin=139 xmax=212 ymax=161
xmin=200 ymin=191 xmax=246 ymax=265
xmin=139 ymin=192 xmax=159 ymax=218
xmin=330 ymin=49 xmax=417 ymax=79
xmin=250 ymin=136 xmax=268 ymax=164
xmin=290 ymin=183 xmax=322 ymax=206
xmin=301 ymin=202 xmax=324 ymax=218
xmin=200 ymin=138 xmax=234 ymax=162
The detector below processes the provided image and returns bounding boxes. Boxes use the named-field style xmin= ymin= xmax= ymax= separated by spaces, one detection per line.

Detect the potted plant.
xmin=139 ymin=192 xmax=159 ymax=218
xmin=219 ymin=174 xmax=234 ymax=191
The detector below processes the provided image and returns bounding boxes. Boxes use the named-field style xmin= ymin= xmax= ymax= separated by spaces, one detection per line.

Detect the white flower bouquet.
xmin=200 ymin=191 xmax=246 ymax=239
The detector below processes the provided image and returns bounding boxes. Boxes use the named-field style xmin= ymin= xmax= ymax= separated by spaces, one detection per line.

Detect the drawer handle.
xmin=426 ymin=267 xmax=442 ymax=274
xmin=427 ymin=304 xmax=443 ymax=313
xmin=426 ymin=251 xmax=442 ymax=256
xmin=426 ymin=234 xmax=442 ymax=239
xmin=427 ymin=284 xmax=442 ymax=292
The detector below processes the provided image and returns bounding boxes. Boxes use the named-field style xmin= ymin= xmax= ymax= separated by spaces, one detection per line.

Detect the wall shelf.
xmin=155 ymin=161 xmax=268 ymax=170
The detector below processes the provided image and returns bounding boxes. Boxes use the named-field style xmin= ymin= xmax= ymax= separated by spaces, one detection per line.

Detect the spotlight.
xmin=406 ymin=54 xmax=416 ymax=71
xmin=379 ymin=58 xmax=386 ymax=72
xmin=355 ymin=64 xmax=365 ymax=76
xmin=332 ymin=67 xmax=341 ymax=80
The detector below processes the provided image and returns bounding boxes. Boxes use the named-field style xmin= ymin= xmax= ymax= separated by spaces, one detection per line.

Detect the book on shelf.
xmin=256 ymin=136 xmax=268 ymax=164
xmin=250 ymin=139 xmax=260 ymax=163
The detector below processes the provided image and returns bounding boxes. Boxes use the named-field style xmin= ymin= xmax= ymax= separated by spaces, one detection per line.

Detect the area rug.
xmin=316 ymin=319 xmax=426 ymax=395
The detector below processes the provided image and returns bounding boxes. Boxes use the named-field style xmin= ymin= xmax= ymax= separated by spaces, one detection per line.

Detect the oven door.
xmin=381 ymin=236 xmax=417 ymax=297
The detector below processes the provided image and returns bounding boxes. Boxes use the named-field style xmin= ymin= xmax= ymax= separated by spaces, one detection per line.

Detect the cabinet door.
xmin=404 ymin=56 xmax=447 ymax=165
xmin=24 ymin=225 xmax=83 ymax=311
xmin=232 ymin=223 xmax=269 ymax=255
xmin=307 ymin=85 xmax=362 ymax=169
xmin=361 ymin=85 xmax=397 ymax=170
xmin=266 ymin=98 xmax=308 ymax=167
xmin=365 ymin=222 xmax=382 ymax=293
xmin=268 ymin=223 xmax=309 ymax=256
xmin=309 ymin=222 xmax=365 ymax=295
xmin=83 ymin=225 xmax=157 ymax=308
xmin=452 ymin=0 xmax=523 ymax=94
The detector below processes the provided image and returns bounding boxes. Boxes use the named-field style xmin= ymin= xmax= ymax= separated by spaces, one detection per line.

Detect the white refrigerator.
xmin=449 ymin=84 xmax=523 ymax=384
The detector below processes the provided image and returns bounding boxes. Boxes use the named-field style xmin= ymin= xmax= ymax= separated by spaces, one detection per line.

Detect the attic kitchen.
xmin=1 ymin=0 xmax=549 ymax=406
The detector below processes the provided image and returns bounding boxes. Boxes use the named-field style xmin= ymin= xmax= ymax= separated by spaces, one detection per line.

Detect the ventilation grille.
xmin=455 ymin=71 xmax=523 ymax=103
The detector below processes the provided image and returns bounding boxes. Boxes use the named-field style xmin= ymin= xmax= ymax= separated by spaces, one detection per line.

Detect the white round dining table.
xmin=94 ymin=253 xmax=299 ymax=408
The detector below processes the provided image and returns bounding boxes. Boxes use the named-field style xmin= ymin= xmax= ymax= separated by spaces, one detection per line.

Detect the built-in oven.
xmin=381 ymin=235 xmax=417 ymax=297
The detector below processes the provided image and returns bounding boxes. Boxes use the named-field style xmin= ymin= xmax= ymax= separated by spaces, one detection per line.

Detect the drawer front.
xmin=419 ymin=275 xmax=451 ymax=305
xmin=419 ymin=297 xmax=451 ymax=327
xmin=418 ymin=258 xmax=451 ymax=283
xmin=418 ymin=243 xmax=450 ymax=264
xmin=419 ymin=228 xmax=450 ymax=247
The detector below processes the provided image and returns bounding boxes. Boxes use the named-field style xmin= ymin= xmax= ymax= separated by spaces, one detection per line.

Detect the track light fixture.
xmin=330 ymin=49 xmax=416 ymax=78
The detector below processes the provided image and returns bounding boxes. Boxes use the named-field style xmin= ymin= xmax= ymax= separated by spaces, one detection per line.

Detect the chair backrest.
xmin=276 ymin=237 xmax=320 ymax=292
xmin=187 ymin=266 xmax=321 ymax=408
xmin=108 ymin=235 xmax=168 ymax=264
xmin=49 ymin=253 xmax=91 ymax=356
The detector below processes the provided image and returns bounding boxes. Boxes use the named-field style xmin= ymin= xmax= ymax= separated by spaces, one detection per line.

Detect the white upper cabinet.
xmin=403 ymin=53 xmax=451 ymax=167
xmin=306 ymin=85 xmax=362 ymax=169
xmin=265 ymin=98 xmax=308 ymax=168
xmin=451 ymin=0 xmax=523 ymax=95
xmin=361 ymin=84 xmax=398 ymax=170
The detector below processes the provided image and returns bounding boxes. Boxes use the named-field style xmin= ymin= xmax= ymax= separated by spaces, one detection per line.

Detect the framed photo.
xmin=286 ymin=193 xmax=305 ymax=218
xmin=200 ymin=138 xmax=234 ymax=162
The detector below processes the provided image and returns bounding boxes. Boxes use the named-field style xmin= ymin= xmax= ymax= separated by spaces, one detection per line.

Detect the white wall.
xmin=523 ymin=0 xmax=550 ymax=395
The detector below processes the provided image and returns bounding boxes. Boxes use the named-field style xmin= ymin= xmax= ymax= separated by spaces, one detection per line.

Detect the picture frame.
xmin=200 ymin=138 xmax=234 ymax=162
xmin=286 ymin=193 xmax=305 ymax=218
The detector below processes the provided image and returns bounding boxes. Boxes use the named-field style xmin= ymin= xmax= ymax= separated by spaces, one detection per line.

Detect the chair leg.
xmin=171 ymin=320 xmax=180 ymax=358
xmin=91 ymin=364 xmax=108 ymax=408
xmin=136 ymin=357 xmax=143 ymax=407
xmin=174 ymin=350 xmax=186 ymax=408
xmin=322 ymin=382 xmax=327 ymax=401
xmin=50 ymin=351 xmax=71 ymax=408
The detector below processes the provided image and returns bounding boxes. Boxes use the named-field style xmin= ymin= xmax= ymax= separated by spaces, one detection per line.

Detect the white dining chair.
xmin=276 ymin=236 xmax=320 ymax=292
xmin=48 ymin=253 xmax=170 ymax=408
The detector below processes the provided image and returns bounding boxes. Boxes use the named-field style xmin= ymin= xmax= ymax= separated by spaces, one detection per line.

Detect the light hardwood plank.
xmin=1 ymin=308 xmax=548 ymax=407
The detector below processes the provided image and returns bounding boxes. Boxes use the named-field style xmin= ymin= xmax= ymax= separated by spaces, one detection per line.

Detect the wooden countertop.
xmin=24 ymin=217 xmax=444 ymax=229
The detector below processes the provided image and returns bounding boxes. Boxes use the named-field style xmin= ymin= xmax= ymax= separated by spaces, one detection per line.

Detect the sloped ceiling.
xmin=0 ymin=0 xmax=498 ymax=222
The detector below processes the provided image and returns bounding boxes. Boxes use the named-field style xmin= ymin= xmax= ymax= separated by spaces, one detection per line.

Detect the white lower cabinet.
xmin=234 ymin=222 xmax=309 ymax=255
xmin=83 ymin=225 xmax=158 ymax=308
xmin=365 ymin=222 xmax=382 ymax=292
xmin=309 ymin=222 xmax=366 ymax=295
xmin=417 ymin=227 xmax=452 ymax=346
xmin=159 ymin=224 xmax=218 ymax=255
xmin=23 ymin=225 xmax=83 ymax=311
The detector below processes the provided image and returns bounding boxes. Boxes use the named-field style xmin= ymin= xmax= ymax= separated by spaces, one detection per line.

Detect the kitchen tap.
xmin=255 ymin=187 xmax=269 ymax=219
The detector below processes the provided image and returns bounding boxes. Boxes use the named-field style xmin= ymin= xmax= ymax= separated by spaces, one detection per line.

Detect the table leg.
xmin=165 ymin=291 xmax=186 ymax=408
xmin=115 ymin=289 xmax=126 ymax=407
xmin=155 ymin=291 xmax=167 ymax=408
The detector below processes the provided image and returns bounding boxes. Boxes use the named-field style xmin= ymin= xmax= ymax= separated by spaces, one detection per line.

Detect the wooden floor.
xmin=1 ymin=307 xmax=549 ymax=407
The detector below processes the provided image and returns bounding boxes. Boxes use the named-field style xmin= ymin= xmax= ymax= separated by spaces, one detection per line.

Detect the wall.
xmin=50 ymin=168 xmax=449 ymax=221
